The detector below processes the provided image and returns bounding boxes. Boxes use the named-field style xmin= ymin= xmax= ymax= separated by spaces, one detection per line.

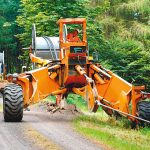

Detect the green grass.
xmin=73 ymin=115 xmax=150 ymax=150
xmin=43 ymin=95 xmax=56 ymax=103
xmin=66 ymin=94 xmax=88 ymax=112
xmin=44 ymin=94 xmax=88 ymax=112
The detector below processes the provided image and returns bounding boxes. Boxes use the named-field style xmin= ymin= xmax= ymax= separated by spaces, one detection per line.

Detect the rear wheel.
xmin=137 ymin=101 xmax=150 ymax=126
xmin=3 ymin=84 xmax=23 ymax=122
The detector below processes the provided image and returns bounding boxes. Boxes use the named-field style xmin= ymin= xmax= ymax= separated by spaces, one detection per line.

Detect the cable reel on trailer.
xmin=31 ymin=24 xmax=60 ymax=64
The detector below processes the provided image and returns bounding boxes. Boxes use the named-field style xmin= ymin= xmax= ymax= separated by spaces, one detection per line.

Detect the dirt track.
xmin=0 ymin=98 xmax=103 ymax=150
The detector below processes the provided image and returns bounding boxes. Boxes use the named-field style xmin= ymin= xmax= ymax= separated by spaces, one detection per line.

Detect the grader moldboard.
xmin=3 ymin=18 xmax=150 ymax=127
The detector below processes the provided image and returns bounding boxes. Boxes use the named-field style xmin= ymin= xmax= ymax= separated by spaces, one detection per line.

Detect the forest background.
xmin=0 ymin=0 xmax=150 ymax=90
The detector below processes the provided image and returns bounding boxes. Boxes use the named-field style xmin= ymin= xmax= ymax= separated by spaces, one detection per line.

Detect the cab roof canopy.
xmin=57 ymin=18 xmax=86 ymax=24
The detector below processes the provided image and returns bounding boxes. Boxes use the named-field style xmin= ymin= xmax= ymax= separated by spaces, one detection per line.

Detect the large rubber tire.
xmin=3 ymin=84 xmax=23 ymax=122
xmin=137 ymin=101 xmax=150 ymax=126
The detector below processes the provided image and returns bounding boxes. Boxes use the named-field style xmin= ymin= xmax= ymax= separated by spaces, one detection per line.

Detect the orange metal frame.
xmin=7 ymin=18 xmax=149 ymax=123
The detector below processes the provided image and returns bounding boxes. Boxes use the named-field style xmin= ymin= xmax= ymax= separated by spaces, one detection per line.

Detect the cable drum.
xmin=32 ymin=24 xmax=60 ymax=60
xmin=35 ymin=37 xmax=60 ymax=60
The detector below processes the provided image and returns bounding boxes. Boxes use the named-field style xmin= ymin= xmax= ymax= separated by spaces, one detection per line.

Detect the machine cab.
xmin=57 ymin=18 xmax=88 ymax=63
xmin=57 ymin=18 xmax=87 ymax=45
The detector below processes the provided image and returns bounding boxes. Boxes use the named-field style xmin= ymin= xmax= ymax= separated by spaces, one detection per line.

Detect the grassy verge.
xmin=73 ymin=115 xmax=150 ymax=150
xmin=68 ymin=94 xmax=150 ymax=150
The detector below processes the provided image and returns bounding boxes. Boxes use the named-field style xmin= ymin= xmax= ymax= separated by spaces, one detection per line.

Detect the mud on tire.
xmin=3 ymin=83 xmax=23 ymax=122
xmin=137 ymin=101 xmax=150 ymax=126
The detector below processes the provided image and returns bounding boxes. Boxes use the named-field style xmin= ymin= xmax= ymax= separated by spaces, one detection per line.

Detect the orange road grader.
xmin=3 ymin=18 xmax=150 ymax=126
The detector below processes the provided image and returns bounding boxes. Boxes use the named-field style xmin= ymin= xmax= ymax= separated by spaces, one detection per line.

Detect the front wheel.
xmin=3 ymin=84 xmax=23 ymax=122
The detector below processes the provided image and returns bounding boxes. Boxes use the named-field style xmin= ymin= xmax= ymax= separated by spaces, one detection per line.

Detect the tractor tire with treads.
xmin=3 ymin=84 xmax=23 ymax=122
xmin=137 ymin=101 xmax=150 ymax=126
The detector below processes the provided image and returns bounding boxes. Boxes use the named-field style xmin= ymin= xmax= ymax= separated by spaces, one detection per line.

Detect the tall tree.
xmin=0 ymin=0 xmax=21 ymax=73
xmin=17 ymin=0 xmax=88 ymax=45
xmin=91 ymin=0 xmax=150 ymax=90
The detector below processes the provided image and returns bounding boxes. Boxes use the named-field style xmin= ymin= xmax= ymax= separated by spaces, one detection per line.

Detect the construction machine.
xmin=3 ymin=18 xmax=150 ymax=126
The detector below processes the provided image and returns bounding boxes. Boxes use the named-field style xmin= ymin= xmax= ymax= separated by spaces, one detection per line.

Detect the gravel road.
xmin=0 ymin=97 xmax=103 ymax=150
